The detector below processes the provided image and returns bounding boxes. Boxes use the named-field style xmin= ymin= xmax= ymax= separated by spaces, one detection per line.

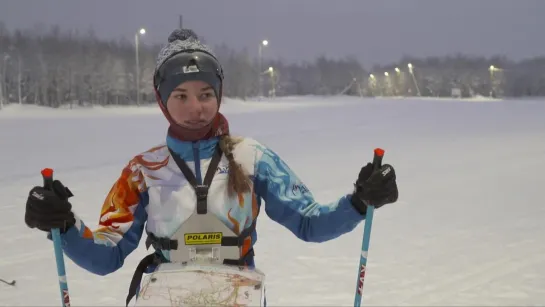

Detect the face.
xmin=166 ymin=80 xmax=219 ymax=129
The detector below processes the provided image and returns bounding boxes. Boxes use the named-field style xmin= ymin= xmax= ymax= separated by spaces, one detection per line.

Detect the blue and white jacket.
xmin=58 ymin=135 xmax=365 ymax=275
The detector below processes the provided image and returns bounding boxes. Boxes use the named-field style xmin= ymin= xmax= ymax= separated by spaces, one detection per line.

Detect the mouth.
xmin=183 ymin=120 xmax=210 ymax=129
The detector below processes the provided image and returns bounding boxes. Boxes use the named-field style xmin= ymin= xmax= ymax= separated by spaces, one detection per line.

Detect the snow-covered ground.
xmin=1 ymin=96 xmax=544 ymax=306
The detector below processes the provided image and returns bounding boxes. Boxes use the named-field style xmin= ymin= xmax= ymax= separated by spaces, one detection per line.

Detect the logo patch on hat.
xmin=183 ymin=65 xmax=200 ymax=73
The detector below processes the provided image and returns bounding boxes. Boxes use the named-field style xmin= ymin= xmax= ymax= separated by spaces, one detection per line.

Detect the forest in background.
xmin=1 ymin=23 xmax=544 ymax=109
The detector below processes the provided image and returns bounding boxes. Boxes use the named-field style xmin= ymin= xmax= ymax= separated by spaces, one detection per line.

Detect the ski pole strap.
xmin=168 ymin=145 xmax=223 ymax=215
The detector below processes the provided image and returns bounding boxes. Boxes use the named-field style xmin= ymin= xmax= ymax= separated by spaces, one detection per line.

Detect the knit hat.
xmin=153 ymin=29 xmax=224 ymax=104
xmin=152 ymin=29 xmax=229 ymax=142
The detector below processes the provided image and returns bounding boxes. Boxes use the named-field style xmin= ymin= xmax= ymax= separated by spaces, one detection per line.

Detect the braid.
xmin=219 ymin=135 xmax=252 ymax=197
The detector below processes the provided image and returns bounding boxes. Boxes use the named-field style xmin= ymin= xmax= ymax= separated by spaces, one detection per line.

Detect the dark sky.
xmin=1 ymin=0 xmax=544 ymax=67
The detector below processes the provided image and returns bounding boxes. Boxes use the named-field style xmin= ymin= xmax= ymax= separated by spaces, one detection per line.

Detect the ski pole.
xmin=353 ymin=148 xmax=384 ymax=307
xmin=41 ymin=168 xmax=71 ymax=307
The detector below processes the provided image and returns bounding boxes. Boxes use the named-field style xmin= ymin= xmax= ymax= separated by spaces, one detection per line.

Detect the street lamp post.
xmin=489 ymin=65 xmax=500 ymax=97
xmin=408 ymin=63 xmax=421 ymax=96
xmin=394 ymin=67 xmax=402 ymax=96
xmin=268 ymin=67 xmax=276 ymax=97
xmin=384 ymin=71 xmax=391 ymax=96
xmin=135 ymin=28 xmax=146 ymax=106
xmin=258 ymin=40 xmax=268 ymax=97
xmin=368 ymin=74 xmax=377 ymax=96
xmin=260 ymin=66 xmax=276 ymax=97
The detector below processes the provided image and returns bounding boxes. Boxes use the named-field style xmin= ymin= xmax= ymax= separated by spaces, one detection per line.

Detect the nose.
xmin=186 ymin=95 xmax=203 ymax=118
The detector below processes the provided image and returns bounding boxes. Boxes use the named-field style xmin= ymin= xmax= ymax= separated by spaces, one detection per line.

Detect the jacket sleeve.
xmin=252 ymin=143 xmax=365 ymax=243
xmin=58 ymin=161 xmax=149 ymax=276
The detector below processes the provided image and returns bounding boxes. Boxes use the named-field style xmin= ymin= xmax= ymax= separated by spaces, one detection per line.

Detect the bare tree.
xmin=0 ymin=22 xmax=544 ymax=109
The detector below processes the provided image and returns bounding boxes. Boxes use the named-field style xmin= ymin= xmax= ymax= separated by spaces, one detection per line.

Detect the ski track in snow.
xmin=1 ymin=97 xmax=545 ymax=306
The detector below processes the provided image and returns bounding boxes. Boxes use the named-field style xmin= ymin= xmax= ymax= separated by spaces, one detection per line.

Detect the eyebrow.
xmin=172 ymin=86 xmax=213 ymax=92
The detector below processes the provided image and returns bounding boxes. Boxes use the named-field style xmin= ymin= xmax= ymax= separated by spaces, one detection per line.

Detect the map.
xmin=135 ymin=263 xmax=266 ymax=307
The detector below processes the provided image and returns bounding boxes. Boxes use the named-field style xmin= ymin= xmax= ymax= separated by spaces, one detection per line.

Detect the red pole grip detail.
xmin=41 ymin=168 xmax=54 ymax=178
xmin=41 ymin=168 xmax=54 ymax=190
xmin=374 ymin=148 xmax=385 ymax=157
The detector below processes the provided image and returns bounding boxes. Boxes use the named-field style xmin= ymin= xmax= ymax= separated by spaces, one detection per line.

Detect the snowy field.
xmin=1 ymin=96 xmax=545 ymax=306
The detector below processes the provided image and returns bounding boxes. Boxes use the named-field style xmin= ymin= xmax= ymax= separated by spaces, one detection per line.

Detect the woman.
xmin=24 ymin=29 xmax=399 ymax=304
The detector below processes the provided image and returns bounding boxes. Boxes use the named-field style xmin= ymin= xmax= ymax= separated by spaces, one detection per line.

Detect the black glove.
xmin=351 ymin=162 xmax=398 ymax=215
xmin=25 ymin=180 xmax=75 ymax=233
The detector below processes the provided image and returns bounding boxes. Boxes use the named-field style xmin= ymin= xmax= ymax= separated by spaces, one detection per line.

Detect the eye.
xmin=173 ymin=94 xmax=187 ymax=101
xmin=200 ymin=92 xmax=215 ymax=100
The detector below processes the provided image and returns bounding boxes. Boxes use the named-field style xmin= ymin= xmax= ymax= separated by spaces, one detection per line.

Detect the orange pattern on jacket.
xmin=81 ymin=146 xmax=167 ymax=240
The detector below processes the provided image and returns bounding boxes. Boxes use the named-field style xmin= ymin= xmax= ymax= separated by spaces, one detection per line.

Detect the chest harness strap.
xmin=125 ymin=144 xmax=256 ymax=306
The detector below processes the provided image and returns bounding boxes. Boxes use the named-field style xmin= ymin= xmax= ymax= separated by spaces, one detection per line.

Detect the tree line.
xmin=1 ymin=23 xmax=544 ymax=109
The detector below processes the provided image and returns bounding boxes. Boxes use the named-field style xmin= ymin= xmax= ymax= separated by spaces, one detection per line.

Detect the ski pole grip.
xmin=372 ymin=148 xmax=385 ymax=171
xmin=41 ymin=168 xmax=54 ymax=190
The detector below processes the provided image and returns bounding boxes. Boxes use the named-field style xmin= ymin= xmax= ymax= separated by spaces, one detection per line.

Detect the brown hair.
xmin=218 ymin=135 xmax=252 ymax=197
